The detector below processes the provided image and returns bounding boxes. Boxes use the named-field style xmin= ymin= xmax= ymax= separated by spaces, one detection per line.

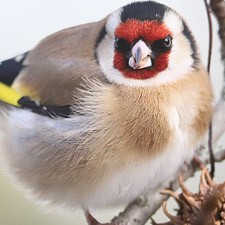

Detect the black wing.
xmin=0 ymin=52 xmax=29 ymax=86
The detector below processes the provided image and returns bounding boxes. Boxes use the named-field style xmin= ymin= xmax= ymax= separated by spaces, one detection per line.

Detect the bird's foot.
xmin=85 ymin=211 xmax=116 ymax=225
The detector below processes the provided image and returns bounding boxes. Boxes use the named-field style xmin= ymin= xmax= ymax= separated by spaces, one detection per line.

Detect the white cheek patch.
xmin=163 ymin=10 xmax=183 ymax=36
xmin=106 ymin=8 xmax=122 ymax=38
xmin=169 ymin=35 xmax=194 ymax=74
xmin=96 ymin=35 xmax=116 ymax=78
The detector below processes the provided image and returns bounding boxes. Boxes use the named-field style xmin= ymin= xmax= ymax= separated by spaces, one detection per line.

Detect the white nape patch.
xmin=163 ymin=10 xmax=183 ymax=36
xmin=106 ymin=8 xmax=122 ymax=38
xmin=96 ymin=8 xmax=196 ymax=88
xmin=15 ymin=54 xmax=24 ymax=63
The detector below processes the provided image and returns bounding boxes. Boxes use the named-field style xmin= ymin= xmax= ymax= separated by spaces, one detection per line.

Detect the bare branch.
xmin=112 ymin=163 xmax=198 ymax=225
xmin=112 ymin=137 xmax=225 ymax=225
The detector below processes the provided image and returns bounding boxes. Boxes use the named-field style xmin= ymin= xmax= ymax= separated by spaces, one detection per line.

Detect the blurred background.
xmin=0 ymin=0 xmax=224 ymax=224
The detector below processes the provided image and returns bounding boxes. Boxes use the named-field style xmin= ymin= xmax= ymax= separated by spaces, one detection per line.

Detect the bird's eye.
xmin=164 ymin=35 xmax=172 ymax=48
xmin=114 ymin=36 xmax=130 ymax=53
xmin=115 ymin=35 xmax=119 ymax=43
xmin=114 ymin=36 xmax=121 ymax=49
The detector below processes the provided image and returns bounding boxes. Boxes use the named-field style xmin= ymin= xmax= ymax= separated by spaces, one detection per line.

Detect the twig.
xmin=112 ymin=148 xmax=225 ymax=225
xmin=204 ymin=0 xmax=213 ymax=72
xmin=112 ymin=163 xmax=198 ymax=225
xmin=203 ymin=0 xmax=215 ymax=178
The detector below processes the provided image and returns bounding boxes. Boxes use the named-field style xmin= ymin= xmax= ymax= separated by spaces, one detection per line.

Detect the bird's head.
xmin=96 ymin=1 xmax=199 ymax=87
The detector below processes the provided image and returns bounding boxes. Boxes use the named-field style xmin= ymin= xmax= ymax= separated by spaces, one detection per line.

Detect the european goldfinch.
xmin=0 ymin=1 xmax=213 ymax=224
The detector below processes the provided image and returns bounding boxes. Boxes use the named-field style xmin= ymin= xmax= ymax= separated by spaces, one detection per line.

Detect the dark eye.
xmin=114 ymin=36 xmax=130 ymax=53
xmin=164 ymin=35 xmax=172 ymax=48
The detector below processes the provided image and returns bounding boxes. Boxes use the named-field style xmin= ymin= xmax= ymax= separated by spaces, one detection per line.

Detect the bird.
xmin=0 ymin=1 xmax=214 ymax=224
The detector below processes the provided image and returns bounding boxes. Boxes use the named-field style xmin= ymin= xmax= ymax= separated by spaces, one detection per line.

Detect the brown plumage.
xmin=0 ymin=63 xmax=213 ymax=209
xmin=12 ymin=18 xmax=107 ymax=105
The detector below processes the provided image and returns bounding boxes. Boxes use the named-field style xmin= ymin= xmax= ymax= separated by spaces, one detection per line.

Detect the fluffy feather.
xmin=0 ymin=63 xmax=213 ymax=209
xmin=11 ymin=19 xmax=107 ymax=105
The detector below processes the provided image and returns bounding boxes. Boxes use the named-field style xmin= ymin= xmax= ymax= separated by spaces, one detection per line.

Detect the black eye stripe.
xmin=114 ymin=35 xmax=172 ymax=59
xmin=114 ymin=36 xmax=131 ymax=53
xmin=151 ymin=35 xmax=173 ymax=55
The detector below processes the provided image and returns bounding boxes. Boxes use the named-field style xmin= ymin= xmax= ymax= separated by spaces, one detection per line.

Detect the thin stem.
xmin=203 ymin=0 xmax=215 ymax=178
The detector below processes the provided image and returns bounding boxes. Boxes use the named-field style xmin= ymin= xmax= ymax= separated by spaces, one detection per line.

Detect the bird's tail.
xmin=0 ymin=52 xmax=29 ymax=86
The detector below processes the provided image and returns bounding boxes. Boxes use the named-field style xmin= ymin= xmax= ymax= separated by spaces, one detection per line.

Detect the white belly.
xmin=83 ymin=108 xmax=203 ymax=209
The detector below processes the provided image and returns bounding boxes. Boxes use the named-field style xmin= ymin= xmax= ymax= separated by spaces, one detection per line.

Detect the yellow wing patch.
xmin=0 ymin=82 xmax=22 ymax=107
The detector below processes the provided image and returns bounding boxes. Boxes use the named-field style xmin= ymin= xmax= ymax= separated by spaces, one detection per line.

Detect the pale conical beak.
xmin=128 ymin=40 xmax=152 ymax=70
